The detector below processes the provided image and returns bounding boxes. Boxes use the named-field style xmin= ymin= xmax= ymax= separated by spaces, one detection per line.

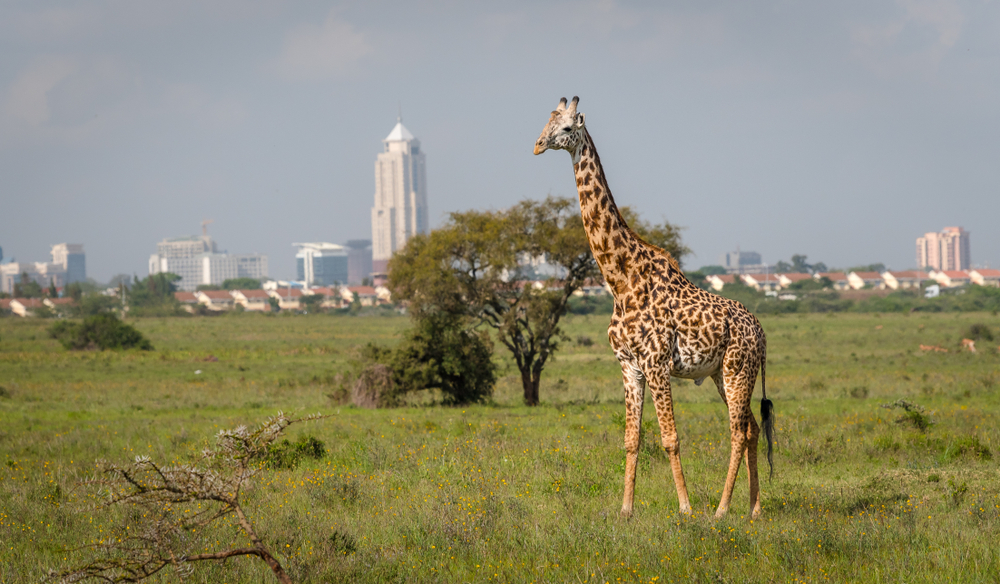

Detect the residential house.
xmin=741 ymin=273 xmax=781 ymax=292
xmin=574 ymin=278 xmax=609 ymax=296
xmin=43 ymin=297 xmax=76 ymax=314
xmin=882 ymin=271 xmax=929 ymax=290
xmin=778 ymin=273 xmax=813 ymax=288
xmin=930 ymin=270 xmax=971 ymax=288
xmin=230 ymin=289 xmax=271 ymax=311
xmin=10 ymin=298 xmax=45 ymax=317
xmin=304 ymin=287 xmax=346 ymax=309
xmin=847 ymin=271 xmax=885 ymax=290
xmin=814 ymin=272 xmax=851 ymax=291
xmin=268 ymin=287 xmax=303 ymax=310
xmin=347 ymin=286 xmax=378 ymax=307
xmin=969 ymin=269 xmax=1000 ymax=287
xmin=174 ymin=291 xmax=198 ymax=303
xmin=197 ymin=290 xmax=235 ymax=311
xmin=705 ymin=274 xmax=735 ymax=292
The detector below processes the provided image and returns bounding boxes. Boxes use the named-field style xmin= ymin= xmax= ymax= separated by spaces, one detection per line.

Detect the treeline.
xmin=565 ymin=280 xmax=1000 ymax=316
xmin=709 ymin=280 xmax=1000 ymax=315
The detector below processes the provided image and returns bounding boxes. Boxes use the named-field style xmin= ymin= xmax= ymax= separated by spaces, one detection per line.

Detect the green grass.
xmin=2 ymin=311 xmax=1000 ymax=582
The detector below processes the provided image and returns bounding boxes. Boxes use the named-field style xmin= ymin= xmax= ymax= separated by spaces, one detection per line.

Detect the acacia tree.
xmin=51 ymin=412 xmax=326 ymax=583
xmin=389 ymin=196 xmax=687 ymax=406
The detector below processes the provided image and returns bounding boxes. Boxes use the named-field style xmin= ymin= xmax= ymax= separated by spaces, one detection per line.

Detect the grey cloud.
xmin=270 ymin=10 xmax=371 ymax=81
xmin=1 ymin=0 xmax=998 ymax=282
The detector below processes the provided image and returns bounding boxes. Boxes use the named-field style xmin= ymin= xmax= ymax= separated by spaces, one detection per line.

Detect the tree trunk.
xmin=521 ymin=369 xmax=539 ymax=406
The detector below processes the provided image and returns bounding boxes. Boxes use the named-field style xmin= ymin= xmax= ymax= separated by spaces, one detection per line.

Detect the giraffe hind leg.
xmin=745 ymin=414 xmax=763 ymax=519
xmin=714 ymin=370 xmax=753 ymax=519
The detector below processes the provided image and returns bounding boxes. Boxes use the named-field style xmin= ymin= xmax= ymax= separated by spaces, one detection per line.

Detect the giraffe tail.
xmin=760 ymin=338 xmax=774 ymax=481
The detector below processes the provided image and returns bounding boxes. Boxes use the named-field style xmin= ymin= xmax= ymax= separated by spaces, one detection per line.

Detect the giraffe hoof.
xmin=620 ymin=507 xmax=633 ymax=520
xmin=751 ymin=507 xmax=763 ymax=520
xmin=714 ymin=508 xmax=728 ymax=519
xmin=679 ymin=503 xmax=692 ymax=515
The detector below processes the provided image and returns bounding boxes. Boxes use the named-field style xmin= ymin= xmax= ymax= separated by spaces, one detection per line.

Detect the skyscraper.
xmin=917 ymin=226 xmax=970 ymax=271
xmin=371 ymin=117 xmax=427 ymax=274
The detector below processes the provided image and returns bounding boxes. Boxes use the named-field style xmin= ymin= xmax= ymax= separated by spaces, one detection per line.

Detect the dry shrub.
xmin=352 ymin=363 xmax=394 ymax=408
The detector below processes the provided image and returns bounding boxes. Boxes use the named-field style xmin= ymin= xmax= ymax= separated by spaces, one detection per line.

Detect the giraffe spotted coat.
xmin=535 ymin=96 xmax=772 ymax=519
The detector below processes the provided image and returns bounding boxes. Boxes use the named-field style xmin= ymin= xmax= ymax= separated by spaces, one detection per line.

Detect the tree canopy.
xmin=389 ymin=196 xmax=688 ymax=405
xmin=222 ymin=277 xmax=263 ymax=290
xmin=127 ymin=273 xmax=183 ymax=316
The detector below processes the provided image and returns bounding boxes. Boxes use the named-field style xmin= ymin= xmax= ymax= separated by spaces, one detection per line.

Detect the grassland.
xmin=2 ymin=311 xmax=1000 ymax=583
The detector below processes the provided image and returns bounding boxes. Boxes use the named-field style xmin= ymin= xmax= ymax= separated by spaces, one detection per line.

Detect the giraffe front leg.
xmin=647 ymin=368 xmax=691 ymax=515
xmin=619 ymin=362 xmax=645 ymax=519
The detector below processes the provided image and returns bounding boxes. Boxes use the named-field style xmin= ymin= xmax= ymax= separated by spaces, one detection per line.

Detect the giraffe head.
xmin=533 ymin=96 xmax=586 ymax=161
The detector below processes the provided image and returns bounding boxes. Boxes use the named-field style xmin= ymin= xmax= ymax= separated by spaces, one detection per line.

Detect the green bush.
xmin=363 ymin=312 xmax=497 ymax=405
xmin=881 ymin=399 xmax=933 ymax=432
xmin=965 ymin=323 xmax=994 ymax=342
xmin=265 ymin=435 xmax=326 ymax=469
xmin=949 ymin=436 xmax=992 ymax=461
xmin=48 ymin=314 xmax=153 ymax=351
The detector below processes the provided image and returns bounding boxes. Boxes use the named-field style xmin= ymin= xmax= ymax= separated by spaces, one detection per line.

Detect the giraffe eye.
xmin=561 ymin=126 xmax=572 ymax=133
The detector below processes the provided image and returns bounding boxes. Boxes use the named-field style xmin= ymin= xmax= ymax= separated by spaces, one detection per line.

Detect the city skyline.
xmin=2 ymin=2 xmax=999 ymax=281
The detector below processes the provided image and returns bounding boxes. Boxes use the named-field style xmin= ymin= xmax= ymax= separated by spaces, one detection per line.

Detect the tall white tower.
xmin=371 ymin=117 xmax=427 ymax=273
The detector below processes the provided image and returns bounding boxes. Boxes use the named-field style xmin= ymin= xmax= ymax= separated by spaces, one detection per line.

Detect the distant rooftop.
xmin=293 ymin=242 xmax=345 ymax=252
xmin=384 ymin=121 xmax=415 ymax=142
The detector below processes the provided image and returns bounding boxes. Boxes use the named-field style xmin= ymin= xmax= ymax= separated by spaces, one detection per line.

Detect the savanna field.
xmin=2 ymin=311 xmax=1000 ymax=583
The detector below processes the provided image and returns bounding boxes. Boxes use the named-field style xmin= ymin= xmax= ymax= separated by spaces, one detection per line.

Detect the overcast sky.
xmin=2 ymin=0 xmax=998 ymax=282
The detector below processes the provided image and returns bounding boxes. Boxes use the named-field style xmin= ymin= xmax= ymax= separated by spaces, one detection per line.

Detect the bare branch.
xmin=52 ymin=412 xmax=329 ymax=583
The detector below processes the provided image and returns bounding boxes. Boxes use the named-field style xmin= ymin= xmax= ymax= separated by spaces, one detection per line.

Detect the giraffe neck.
xmin=572 ymin=128 xmax=638 ymax=295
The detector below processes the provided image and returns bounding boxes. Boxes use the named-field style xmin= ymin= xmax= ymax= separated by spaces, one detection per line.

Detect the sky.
xmin=1 ymin=0 xmax=998 ymax=282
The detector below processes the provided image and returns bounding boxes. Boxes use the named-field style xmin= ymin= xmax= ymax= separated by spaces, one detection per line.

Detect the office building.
xmin=0 ymin=243 xmax=85 ymax=294
xmin=917 ymin=226 xmax=970 ymax=271
xmin=149 ymin=225 xmax=267 ymax=291
xmin=345 ymin=239 xmax=373 ymax=284
xmin=50 ymin=243 xmax=86 ymax=284
xmin=1 ymin=261 xmax=65 ymax=295
xmin=201 ymin=254 xmax=268 ymax=287
xmin=720 ymin=249 xmax=772 ymax=274
xmin=294 ymin=242 xmax=348 ymax=286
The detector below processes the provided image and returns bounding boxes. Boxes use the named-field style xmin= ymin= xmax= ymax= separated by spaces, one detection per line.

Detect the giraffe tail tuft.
xmin=760 ymin=342 xmax=775 ymax=481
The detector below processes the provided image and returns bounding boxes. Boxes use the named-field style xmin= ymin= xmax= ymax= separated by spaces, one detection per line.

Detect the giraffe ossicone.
xmin=535 ymin=96 xmax=775 ymax=520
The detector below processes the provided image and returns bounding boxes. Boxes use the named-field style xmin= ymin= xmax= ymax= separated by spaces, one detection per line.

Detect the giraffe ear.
xmin=576 ymin=112 xmax=585 ymax=126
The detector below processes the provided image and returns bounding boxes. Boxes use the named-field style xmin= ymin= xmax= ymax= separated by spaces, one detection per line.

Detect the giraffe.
xmin=534 ymin=96 xmax=774 ymax=519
